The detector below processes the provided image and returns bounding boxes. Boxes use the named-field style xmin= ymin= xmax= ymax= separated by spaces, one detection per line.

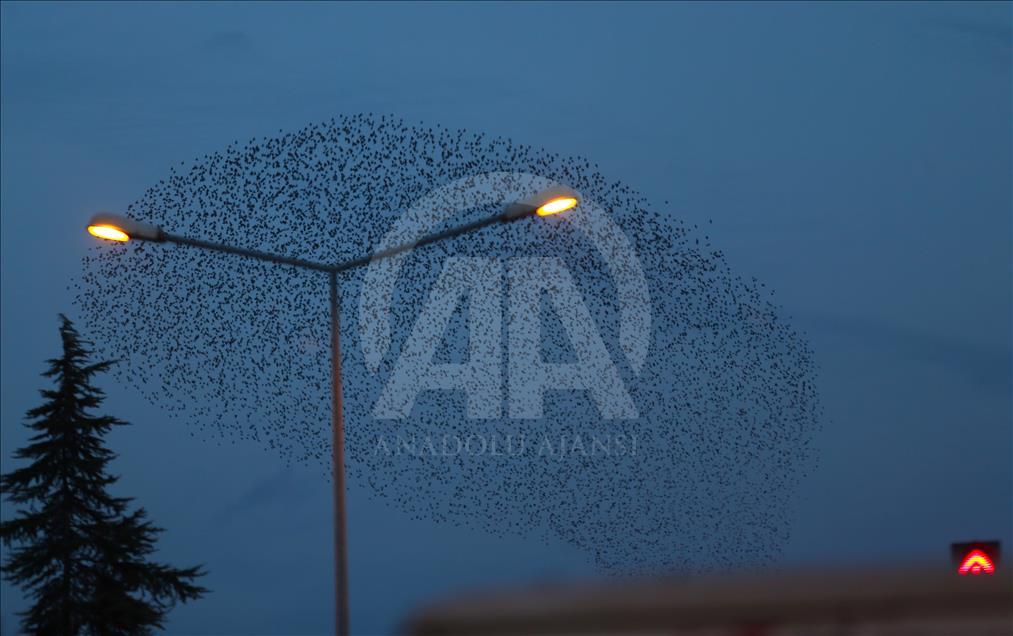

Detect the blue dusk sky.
xmin=1 ymin=2 xmax=1010 ymax=634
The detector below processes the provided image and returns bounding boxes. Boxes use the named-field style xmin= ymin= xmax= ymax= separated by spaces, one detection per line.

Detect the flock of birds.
xmin=76 ymin=113 xmax=822 ymax=573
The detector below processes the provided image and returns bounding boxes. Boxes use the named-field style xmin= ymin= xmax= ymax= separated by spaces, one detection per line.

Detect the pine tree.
xmin=1 ymin=315 xmax=207 ymax=635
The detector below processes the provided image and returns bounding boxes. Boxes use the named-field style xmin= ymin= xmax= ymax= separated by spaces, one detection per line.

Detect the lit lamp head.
xmin=87 ymin=213 xmax=165 ymax=243
xmin=502 ymin=185 xmax=580 ymax=221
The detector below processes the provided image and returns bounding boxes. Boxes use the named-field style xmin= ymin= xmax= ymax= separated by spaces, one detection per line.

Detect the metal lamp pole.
xmin=85 ymin=186 xmax=579 ymax=636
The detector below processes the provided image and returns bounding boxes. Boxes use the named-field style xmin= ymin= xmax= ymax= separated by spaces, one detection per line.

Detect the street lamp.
xmin=85 ymin=185 xmax=579 ymax=636
xmin=88 ymin=214 xmax=164 ymax=242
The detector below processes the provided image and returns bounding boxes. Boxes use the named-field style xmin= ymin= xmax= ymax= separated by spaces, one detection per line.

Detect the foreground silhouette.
xmin=1 ymin=315 xmax=207 ymax=635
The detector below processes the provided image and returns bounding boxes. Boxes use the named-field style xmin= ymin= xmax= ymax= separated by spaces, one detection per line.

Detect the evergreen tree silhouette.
xmin=1 ymin=315 xmax=207 ymax=635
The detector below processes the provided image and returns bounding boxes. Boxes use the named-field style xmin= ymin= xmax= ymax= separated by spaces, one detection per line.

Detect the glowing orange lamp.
xmin=86 ymin=213 xmax=165 ymax=243
xmin=87 ymin=224 xmax=129 ymax=242
xmin=502 ymin=185 xmax=580 ymax=221
xmin=536 ymin=196 xmax=579 ymax=217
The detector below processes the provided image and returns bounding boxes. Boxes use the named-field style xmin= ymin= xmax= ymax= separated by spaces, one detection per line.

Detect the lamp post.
xmin=86 ymin=185 xmax=579 ymax=636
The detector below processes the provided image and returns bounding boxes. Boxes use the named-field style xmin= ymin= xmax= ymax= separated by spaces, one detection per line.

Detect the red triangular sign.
xmin=958 ymin=549 xmax=995 ymax=575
